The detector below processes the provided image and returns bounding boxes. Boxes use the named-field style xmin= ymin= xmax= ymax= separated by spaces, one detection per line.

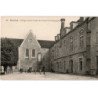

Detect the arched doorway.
xmin=37 ymin=53 xmax=42 ymax=62
xmin=37 ymin=53 xmax=42 ymax=70
xmin=96 ymin=56 xmax=98 ymax=74
xmin=69 ymin=60 xmax=73 ymax=73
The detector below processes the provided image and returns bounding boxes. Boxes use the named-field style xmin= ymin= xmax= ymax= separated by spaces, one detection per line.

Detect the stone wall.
xmin=49 ymin=18 xmax=94 ymax=75
xmin=88 ymin=18 xmax=98 ymax=75
xmin=18 ymin=32 xmax=42 ymax=71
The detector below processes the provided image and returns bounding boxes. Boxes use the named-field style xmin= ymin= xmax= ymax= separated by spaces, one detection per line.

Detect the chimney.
xmin=70 ymin=22 xmax=73 ymax=30
xmin=60 ymin=18 xmax=65 ymax=33
xmin=61 ymin=18 xmax=65 ymax=29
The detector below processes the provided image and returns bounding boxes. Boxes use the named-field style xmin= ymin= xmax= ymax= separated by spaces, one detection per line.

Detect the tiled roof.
xmin=38 ymin=40 xmax=54 ymax=48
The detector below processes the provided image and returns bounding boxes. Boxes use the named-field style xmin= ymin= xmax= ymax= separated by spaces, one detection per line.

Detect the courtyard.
xmin=0 ymin=72 xmax=98 ymax=80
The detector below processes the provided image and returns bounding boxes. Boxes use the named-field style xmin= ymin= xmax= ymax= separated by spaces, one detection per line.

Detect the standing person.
xmin=34 ymin=69 xmax=36 ymax=74
xmin=33 ymin=64 xmax=36 ymax=74
xmin=42 ymin=66 xmax=45 ymax=75
xmin=1 ymin=66 xmax=4 ymax=74
xmin=39 ymin=68 xmax=41 ymax=75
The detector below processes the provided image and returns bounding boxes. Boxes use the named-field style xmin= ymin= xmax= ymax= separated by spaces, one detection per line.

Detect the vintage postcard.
xmin=0 ymin=16 xmax=98 ymax=80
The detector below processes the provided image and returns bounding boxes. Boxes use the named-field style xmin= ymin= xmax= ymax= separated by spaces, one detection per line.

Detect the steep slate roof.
xmin=38 ymin=40 xmax=54 ymax=48
xmin=1 ymin=38 xmax=55 ymax=49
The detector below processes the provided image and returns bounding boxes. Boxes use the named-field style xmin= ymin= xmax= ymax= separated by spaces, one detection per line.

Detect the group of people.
xmin=0 ymin=65 xmax=46 ymax=75
xmin=0 ymin=66 xmax=13 ymax=75
xmin=34 ymin=66 xmax=45 ymax=75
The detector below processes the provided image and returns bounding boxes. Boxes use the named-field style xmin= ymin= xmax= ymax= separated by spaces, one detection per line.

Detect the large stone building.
xmin=49 ymin=17 xmax=98 ymax=75
xmin=18 ymin=30 xmax=54 ymax=72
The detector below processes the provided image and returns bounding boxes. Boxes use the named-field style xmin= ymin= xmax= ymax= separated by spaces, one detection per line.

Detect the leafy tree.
xmin=1 ymin=38 xmax=23 ymax=69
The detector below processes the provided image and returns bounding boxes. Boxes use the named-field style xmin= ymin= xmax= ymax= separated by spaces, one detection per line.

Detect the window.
xmin=37 ymin=53 xmax=42 ymax=62
xmin=59 ymin=61 xmax=62 ymax=70
xmin=28 ymin=39 xmax=32 ymax=43
xmin=26 ymin=49 xmax=29 ymax=58
xmin=64 ymin=61 xmax=66 ymax=70
xmin=57 ymin=62 xmax=59 ymax=70
xmin=52 ymin=49 xmax=54 ymax=59
xmin=64 ymin=40 xmax=66 ymax=46
xmin=69 ymin=59 xmax=73 ymax=73
xmin=79 ymin=29 xmax=84 ymax=47
xmin=96 ymin=32 xmax=98 ymax=43
xmin=96 ymin=56 xmax=98 ymax=72
xmin=70 ymin=36 xmax=73 ymax=51
xmin=59 ymin=40 xmax=62 ymax=48
xmin=79 ymin=58 xmax=83 ymax=70
xmin=32 ymin=49 xmax=35 ymax=57
xmin=80 ymin=35 xmax=84 ymax=47
xmin=87 ymin=32 xmax=91 ymax=45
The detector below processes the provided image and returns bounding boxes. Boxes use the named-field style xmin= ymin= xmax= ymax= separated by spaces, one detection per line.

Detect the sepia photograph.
xmin=0 ymin=16 xmax=98 ymax=80
xmin=1 ymin=1 xmax=98 ymax=98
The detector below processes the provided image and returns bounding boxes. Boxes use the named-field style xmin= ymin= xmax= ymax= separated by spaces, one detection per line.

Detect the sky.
xmin=1 ymin=16 xmax=79 ymax=41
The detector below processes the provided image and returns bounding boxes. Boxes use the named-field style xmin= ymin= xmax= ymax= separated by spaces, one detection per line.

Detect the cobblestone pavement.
xmin=0 ymin=72 xmax=98 ymax=80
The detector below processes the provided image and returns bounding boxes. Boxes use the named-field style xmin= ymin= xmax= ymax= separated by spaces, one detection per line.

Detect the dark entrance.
xmin=69 ymin=60 xmax=73 ymax=73
xmin=96 ymin=56 xmax=98 ymax=74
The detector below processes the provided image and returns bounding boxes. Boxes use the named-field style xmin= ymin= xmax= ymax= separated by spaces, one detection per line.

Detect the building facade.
xmin=49 ymin=17 xmax=98 ymax=75
xmin=18 ymin=30 xmax=54 ymax=72
xmin=1 ymin=17 xmax=98 ymax=76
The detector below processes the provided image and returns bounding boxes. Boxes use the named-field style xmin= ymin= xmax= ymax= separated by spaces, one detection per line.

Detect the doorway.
xmin=69 ymin=60 xmax=73 ymax=73
xmin=96 ymin=56 xmax=98 ymax=74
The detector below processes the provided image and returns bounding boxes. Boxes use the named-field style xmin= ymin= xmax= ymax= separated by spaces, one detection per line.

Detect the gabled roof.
xmin=38 ymin=40 xmax=54 ymax=48
xmin=20 ymin=32 xmax=41 ymax=48
xmin=1 ymin=38 xmax=55 ymax=49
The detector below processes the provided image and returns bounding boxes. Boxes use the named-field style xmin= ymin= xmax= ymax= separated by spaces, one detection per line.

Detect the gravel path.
xmin=0 ymin=72 xmax=98 ymax=80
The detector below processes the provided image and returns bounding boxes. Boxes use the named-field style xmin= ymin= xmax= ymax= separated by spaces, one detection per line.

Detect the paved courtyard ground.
xmin=0 ymin=72 xmax=98 ymax=80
